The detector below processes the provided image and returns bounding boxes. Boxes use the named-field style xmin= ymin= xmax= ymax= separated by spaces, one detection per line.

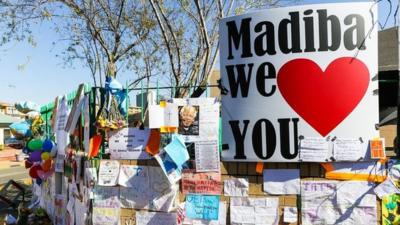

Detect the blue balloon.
xmin=42 ymin=139 xmax=54 ymax=152
xmin=35 ymin=178 xmax=42 ymax=185
xmin=22 ymin=147 xmax=29 ymax=155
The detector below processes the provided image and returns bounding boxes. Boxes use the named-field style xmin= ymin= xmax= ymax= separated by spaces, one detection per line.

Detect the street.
xmin=0 ymin=165 xmax=29 ymax=184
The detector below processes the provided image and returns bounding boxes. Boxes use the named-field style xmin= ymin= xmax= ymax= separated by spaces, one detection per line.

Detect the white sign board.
xmin=108 ymin=128 xmax=151 ymax=159
xmin=220 ymin=2 xmax=379 ymax=161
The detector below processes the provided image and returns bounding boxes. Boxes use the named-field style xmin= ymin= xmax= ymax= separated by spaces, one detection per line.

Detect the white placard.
xmin=263 ymin=169 xmax=300 ymax=195
xmin=333 ymin=138 xmax=363 ymax=161
xmin=108 ymin=128 xmax=151 ymax=159
xmin=220 ymin=2 xmax=379 ymax=161
xmin=299 ymin=137 xmax=330 ymax=162
xmin=230 ymin=197 xmax=279 ymax=225
xmin=224 ymin=178 xmax=249 ymax=197
xmin=98 ymin=160 xmax=120 ymax=186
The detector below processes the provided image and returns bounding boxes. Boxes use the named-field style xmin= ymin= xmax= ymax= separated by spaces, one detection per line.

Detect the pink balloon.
xmin=37 ymin=169 xmax=54 ymax=180
xmin=29 ymin=150 xmax=42 ymax=162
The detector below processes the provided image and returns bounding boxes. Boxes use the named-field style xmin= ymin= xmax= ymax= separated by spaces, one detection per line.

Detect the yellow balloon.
xmin=41 ymin=152 xmax=50 ymax=161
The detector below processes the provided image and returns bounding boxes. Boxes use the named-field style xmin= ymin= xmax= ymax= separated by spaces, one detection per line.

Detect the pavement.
xmin=0 ymin=147 xmax=29 ymax=185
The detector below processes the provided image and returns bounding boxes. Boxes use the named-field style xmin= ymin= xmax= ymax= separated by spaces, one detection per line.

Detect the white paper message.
xmin=263 ymin=169 xmax=300 ymax=195
xmin=224 ymin=178 xmax=249 ymax=197
xmin=195 ymin=140 xmax=220 ymax=172
xmin=108 ymin=128 xmax=151 ymax=159
xmin=98 ymin=160 xmax=120 ymax=186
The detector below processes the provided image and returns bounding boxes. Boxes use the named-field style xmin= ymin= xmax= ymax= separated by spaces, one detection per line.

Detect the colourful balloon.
xmin=37 ymin=168 xmax=54 ymax=180
xmin=41 ymin=152 xmax=50 ymax=161
xmin=29 ymin=165 xmax=42 ymax=179
xmin=42 ymin=139 xmax=54 ymax=152
xmin=36 ymin=178 xmax=42 ymax=185
xmin=29 ymin=150 xmax=42 ymax=162
xmin=27 ymin=139 xmax=43 ymax=151
xmin=24 ymin=160 xmax=33 ymax=169
xmin=42 ymin=159 xmax=52 ymax=172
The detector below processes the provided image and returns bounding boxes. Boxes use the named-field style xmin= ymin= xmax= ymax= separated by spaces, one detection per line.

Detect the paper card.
xmin=98 ymin=160 xmax=120 ymax=186
xmin=230 ymin=197 xmax=279 ymax=225
xmin=55 ymin=96 xmax=70 ymax=155
xmin=301 ymin=181 xmax=377 ymax=225
xmin=374 ymin=178 xmax=400 ymax=199
xmin=155 ymin=150 xmax=183 ymax=184
xmin=119 ymin=166 xmax=178 ymax=212
xmin=299 ymin=137 xmax=330 ymax=162
xmin=263 ymin=169 xmax=300 ymax=195
xmin=93 ymin=186 xmax=120 ymax=208
xmin=195 ymin=140 xmax=220 ymax=172
xmin=149 ymin=103 xmax=179 ymax=129
xmin=173 ymin=98 xmax=220 ymax=143
xmin=92 ymin=207 xmax=120 ymax=225
xmin=118 ymin=165 xmax=148 ymax=187
xmin=283 ymin=207 xmax=298 ymax=223
xmin=165 ymin=134 xmax=190 ymax=167
xmin=224 ymin=178 xmax=249 ymax=197
xmin=333 ymin=138 xmax=363 ymax=161
xmin=370 ymin=138 xmax=386 ymax=159
xmin=54 ymin=194 xmax=66 ymax=225
xmin=108 ymin=128 xmax=151 ymax=159
xmin=185 ymin=194 xmax=220 ymax=220
xmin=136 ymin=211 xmax=177 ymax=225
xmin=181 ymin=170 xmax=222 ymax=195
xmin=183 ymin=202 xmax=227 ymax=225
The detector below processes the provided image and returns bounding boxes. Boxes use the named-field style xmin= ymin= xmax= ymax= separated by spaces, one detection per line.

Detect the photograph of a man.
xmin=178 ymin=105 xmax=199 ymax=135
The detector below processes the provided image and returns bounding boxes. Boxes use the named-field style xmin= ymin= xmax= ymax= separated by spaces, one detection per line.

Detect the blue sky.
xmin=0 ymin=0 xmax=398 ymax=106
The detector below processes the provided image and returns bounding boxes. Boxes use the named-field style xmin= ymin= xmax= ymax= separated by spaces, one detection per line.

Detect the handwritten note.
xmin=181 ymin=170 xmax=221 ymax=195
xmin=98 ymin=160 xmax=120 ymax=186
xmin=263 ymin=169 xmax=300 ymax=195
xmin=108 ymin=128 xmax=151 ymax=159
xmin=333 ymin=138 xmax=363 ymax=161
xmin=182 ymin=202 xmax=227 ymax=225
xmin=230 ymin=197 xmax=279 ymax=225
xmin=195 ymin=140 xmax=220 ymax=172
xmin=224 ymin=178 xmax=249 ymax=197
xmin=136 ymin=211 xmax=177 ymax=225
xmin=185 ymin=194 xmax=220 ymax=220
xmin=299 ymin=137 xmax=330 ymax=162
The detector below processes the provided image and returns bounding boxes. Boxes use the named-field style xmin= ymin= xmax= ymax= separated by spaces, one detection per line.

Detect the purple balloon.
xmin=29 ymin=150 xmax=42 ymax=162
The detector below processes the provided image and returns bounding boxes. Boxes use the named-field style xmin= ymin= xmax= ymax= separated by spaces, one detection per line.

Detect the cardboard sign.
xmin=181 ymin=170 xmax=222 ymax=195
xmin=220 ymin=2 xmax=379 ymax=161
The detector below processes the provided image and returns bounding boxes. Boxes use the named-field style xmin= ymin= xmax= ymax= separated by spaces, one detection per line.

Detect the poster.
xmin=220 ymin=2 xmax=379 ymax=162
xmin=230 ymin=197 xmax=279 ymax=225
xmin=263 ymin=169 xmax=300 ymax=195
xmin=108 ymin=128 xmax=151 ymax=159
xmin=185 ymin=194 xmax=220 ymax=220
xmin=224 ymin=178 xmax=249 ymax=197
xmin=301 ymin=180 xmax=377 ymax=225
xmin=181 ymin=170 xmax=222 ymax=195
xmin=382 ymin=194 xmax=400 ymax=225
xmin=195 ymin=140 xmax=220 ymax=172
xmin=98 ymin=160 xmax=120 ymax=186
xmin=136 ymin=211 xmax=177 ymax=225
xmin=173 ymin=98 xmax=220 ymax=143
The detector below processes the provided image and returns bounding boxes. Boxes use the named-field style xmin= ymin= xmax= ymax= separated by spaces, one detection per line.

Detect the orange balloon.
xmin=42 ymin=159 xmax=52 ymax=172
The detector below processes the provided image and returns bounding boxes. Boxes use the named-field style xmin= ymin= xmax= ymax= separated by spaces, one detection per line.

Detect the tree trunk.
xmin=107 ymin=60 xmax=117 ymax=78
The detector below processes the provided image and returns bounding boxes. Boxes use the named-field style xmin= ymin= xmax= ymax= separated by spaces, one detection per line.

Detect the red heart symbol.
xmin=277 ymin=57 xmax=370 ymax=137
